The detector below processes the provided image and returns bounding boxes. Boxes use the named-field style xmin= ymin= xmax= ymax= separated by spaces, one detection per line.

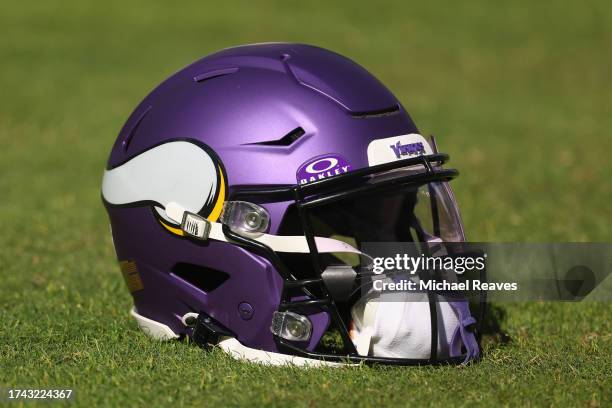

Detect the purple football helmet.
xmin=102 ymin=43 xmax=482 ymax=366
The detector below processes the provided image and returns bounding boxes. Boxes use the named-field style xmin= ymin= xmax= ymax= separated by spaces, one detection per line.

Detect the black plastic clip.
xmin=192 ymin=312 xmax=234 ymax=349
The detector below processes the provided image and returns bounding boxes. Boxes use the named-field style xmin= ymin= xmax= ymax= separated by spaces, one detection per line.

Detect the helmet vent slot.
xmin=193 ymin=67 xmax=239 ymax=83
xmin=170 ymin=262 xmax=230 ymax=293
xmin=350 ymin=104 xmax=400 ymax=119
xmin=245 ymin=127 xmax=306 ymax=147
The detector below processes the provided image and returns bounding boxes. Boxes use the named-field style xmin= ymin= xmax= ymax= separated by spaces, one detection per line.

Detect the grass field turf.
xmin=1 ymin=0 xmax=610 ymax=406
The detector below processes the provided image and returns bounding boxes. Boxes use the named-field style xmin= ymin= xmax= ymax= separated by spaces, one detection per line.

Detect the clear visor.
xmin=307 ymin=180 xmax=466 ymax=267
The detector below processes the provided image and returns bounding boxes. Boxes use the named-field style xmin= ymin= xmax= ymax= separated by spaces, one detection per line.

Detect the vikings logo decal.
xmin=367 ymin=133 xmax=434 ymax=166
xmin=101 ymin=140 xmax=227 ymax=236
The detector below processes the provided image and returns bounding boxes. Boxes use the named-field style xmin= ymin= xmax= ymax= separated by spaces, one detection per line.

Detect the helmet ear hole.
xmin=170 ymin=263 xmax=229 ymax=293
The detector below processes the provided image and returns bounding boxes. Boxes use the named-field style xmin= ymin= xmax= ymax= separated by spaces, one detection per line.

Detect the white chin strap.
xmin=350 ymin=285 xmax=461 ymax=360
xmin=165 ymin=201 xmax=364 ymax=256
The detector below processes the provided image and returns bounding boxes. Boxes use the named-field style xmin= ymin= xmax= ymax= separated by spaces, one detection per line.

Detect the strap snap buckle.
xmin=181 ymin=211 xmax=211 ymax=240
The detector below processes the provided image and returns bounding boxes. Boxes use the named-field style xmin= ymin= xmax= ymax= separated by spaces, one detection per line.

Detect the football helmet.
xmin=102 ymin=43 xmax=484 ymax=366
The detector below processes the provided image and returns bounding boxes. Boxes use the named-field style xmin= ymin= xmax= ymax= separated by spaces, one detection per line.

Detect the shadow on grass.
xmin=480 ymin=303 xmax=512 ymax=346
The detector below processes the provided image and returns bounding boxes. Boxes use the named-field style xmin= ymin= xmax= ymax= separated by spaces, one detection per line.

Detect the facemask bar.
xmin=223 ymin=153 xmax=484 ymax=365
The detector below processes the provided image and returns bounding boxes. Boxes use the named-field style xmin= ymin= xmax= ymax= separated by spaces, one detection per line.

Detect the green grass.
xmin=1 ymin=0 xmax=611 ymax=406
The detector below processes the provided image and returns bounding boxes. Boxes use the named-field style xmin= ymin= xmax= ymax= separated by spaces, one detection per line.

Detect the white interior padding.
xmin=218 ymin=337 xmax=346 ymax=367
xmin=131 ymin=307 xmax=180 ymax=340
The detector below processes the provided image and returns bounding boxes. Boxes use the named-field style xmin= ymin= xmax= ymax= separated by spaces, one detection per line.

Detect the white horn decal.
xmin=102 ymin=141 xmax=226 ymax=224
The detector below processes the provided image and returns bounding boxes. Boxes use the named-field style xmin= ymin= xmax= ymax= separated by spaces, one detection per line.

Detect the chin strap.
xmin=448 ymin=300 xmax=480 ymax=364
xmin=165 ymin=202 xmax=364 ymax=256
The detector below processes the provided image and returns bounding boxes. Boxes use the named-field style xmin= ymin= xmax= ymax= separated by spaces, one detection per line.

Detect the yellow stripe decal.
xmin=207 ymin=165 xmax=226 ymax=222
xmin=160 ymin=220 xmax=185 ymax=236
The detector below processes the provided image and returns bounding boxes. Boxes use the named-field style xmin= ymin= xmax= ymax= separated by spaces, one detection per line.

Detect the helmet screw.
xmin=238 ymin=302 xmax=254 ymax=320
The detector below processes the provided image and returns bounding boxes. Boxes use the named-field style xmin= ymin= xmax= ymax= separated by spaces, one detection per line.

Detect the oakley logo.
xmin=304 ymin=157 xmax=338 ymax=174
xmin=297 ymin=154 xmax=352 ymax=185
xmin=390 ymin=141 xmax=425 ymax=159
